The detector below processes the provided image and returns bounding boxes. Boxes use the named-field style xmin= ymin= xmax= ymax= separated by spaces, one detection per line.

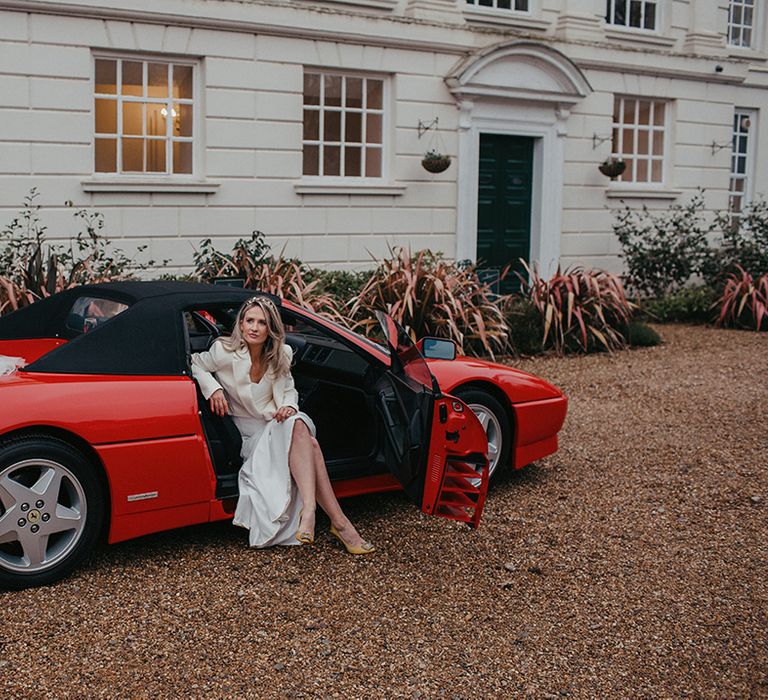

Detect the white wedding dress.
xmin=230 ymin=383 xmax=316 ymax=547
xmin=190 ymin=342 xmax=315 ymax=548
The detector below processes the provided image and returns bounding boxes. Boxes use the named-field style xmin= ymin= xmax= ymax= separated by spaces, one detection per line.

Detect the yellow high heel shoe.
xmin=330 ymin=525 xmax=375 ymax=555
xmin=295 ymin=508 xmax=314 ymax=545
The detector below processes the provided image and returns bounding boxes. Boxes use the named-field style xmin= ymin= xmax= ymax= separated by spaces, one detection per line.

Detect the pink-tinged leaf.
xmin=543 ymin=303 xmax=554 ymax=343
xmin=573 ymin=306 xmax=587 ymax=348
xmin=589 ymin=325 xmax=609 ymax=351
xmin=737 ymin=293 xmax=749 ymax=319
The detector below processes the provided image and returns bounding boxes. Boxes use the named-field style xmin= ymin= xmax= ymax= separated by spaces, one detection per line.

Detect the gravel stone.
xmin=0 ymin=324 xmax=765 ymax=699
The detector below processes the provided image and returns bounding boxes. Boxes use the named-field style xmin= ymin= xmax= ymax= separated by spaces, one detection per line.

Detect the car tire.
xmin=0 ymin=436 xmax=104 ymax=590
xmin=452 ymin=388 xmax=511 ymax=481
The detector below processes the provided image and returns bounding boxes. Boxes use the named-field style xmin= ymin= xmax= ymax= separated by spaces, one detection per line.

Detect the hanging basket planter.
xmin=422 ymin=151 xmax=451 ymax=174
xmin=598 ymin=157 xmax=626 ymax=180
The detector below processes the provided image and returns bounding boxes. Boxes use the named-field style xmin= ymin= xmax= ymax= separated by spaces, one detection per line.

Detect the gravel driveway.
xmin=1 ymin=324 xmax=766 ymax=699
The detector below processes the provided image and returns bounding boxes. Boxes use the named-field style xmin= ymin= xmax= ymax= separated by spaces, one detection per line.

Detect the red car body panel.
xmin=427 ymin=356 xmax=568 ymax=469
xmin=0 ymin=338 xmax=65 ymax=364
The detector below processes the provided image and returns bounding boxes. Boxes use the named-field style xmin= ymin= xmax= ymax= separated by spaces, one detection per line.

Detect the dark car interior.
xmin=182 ymin=306 xmax=400 ymax=499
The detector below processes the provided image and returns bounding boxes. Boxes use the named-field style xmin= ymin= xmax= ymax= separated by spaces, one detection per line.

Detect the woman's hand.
xmin=275 ymin=406 xmax=297 ymax=423
xmin=209 ymin=389 xmax=230 ymax=417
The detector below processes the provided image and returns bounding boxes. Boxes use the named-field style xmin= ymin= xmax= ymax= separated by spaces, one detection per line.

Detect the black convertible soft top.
xmin=0 ymin=281 xmax=276 ymax=376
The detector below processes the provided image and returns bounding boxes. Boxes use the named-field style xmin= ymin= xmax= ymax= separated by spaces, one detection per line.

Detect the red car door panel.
xmin=375 ymin=312 xmax=490 ymax=527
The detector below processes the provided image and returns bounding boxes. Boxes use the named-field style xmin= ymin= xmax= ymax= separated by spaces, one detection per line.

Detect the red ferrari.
xmin=0 ymin=282 xmax=567 ymax=589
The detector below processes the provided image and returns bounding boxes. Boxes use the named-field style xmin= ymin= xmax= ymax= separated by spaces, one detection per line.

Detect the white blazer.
xmin=190 ymin=341 xmax=300 ymax=421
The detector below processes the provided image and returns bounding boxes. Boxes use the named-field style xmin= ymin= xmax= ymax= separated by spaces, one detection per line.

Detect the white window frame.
xmin=464 ymin=0 xmax=530 ymax=13
xmin=605 ymin=0 xmax=659 ymax=31
xmin=301 ymin=70 xmax=389 ymax=184
xmin=91 ymin=53 xmax=198 ymax=178
xmin=611 ymin=96 xmax=669 ymax=186
xmin=729 ymin=108 xmax=757 ymax=219
xmin=727 ymin=0 xmax=758 ymax=49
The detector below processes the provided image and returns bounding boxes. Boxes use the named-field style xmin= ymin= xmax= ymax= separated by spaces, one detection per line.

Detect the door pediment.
xmin=446 ymin=40 xmax=591 ymax=106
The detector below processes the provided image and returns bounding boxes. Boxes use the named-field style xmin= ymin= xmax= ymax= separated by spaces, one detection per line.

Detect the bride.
xmin=190 ymin=296 xmax=374 ymax=554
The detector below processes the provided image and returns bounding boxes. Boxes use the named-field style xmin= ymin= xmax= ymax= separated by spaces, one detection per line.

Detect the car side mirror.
xmin=419 ymin=337 xmax=456 ymax=361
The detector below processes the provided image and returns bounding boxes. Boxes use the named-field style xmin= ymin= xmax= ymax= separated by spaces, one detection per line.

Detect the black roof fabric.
xmin=0 ymin=282 xmax=278 ymax=376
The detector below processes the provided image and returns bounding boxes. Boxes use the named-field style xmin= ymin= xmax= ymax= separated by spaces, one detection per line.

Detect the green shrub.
xmin=504 ymin=297 xmax=545 ymax=356
xmin=518 ymin=262 xmax=636 ymax=355
xmin=626 ymin=320 xmax=662 ymax=347
xmin=611 ymin=192 xmax=715 ymax=297
xmin=349 ymin=247 xmax=511 ymax=358
xmin=715 ymin=266 xmax=768 ymax=331
xmin=0 ymin=189 xmax=158 ymax=315
xmin=193 ymin=230 xmax=271 ymax=282
xmin=306 ymin=268 xmax=372 ymax=304
xmin=637 ymin=286 xmax=717 ymax=324
xmin=707 ymin=197 xmax=768 ymax=284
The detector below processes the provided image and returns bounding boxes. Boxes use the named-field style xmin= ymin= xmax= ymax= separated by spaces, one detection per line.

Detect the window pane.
xmin=653 ymin=103 xmax=665 ymax=126
xmin=365 ymin=147 xmax=382 ymax=177
xmin=345 ymin=111 xmax=362 ymax=142
xmin=303 ymin=144 xmax=319 ymax=176
xmin=304 ymin=73 xmax=320 ymax=106
xmin=344 ymin=146 xmax=361 ymax=177
xmin=651 ymin=159 xmax=662 ymax=181
xmin=304 ymin=110 xmax=319 ymax=140
xmin=95 ymin=138 xmax=116 ymax=172
xmin=173 ymin=141 xmax=193 ymax=174
xmin=325 ymin=76 xmax=342 ymax=107
xmin=172 ymin=64 xmax=193 ymax=99
xmin=652 ymin=131 xmax=663 ymax=155
xmin=122 ymin=61 xmax=143 ymax=96
xmin=366 ymin=80 xmax=383 ymax=110
xmin=614 ymin=0 xmax=626 ymax=25
xmin=324 ymin=145 xmax=341 ymax=176
xmin=498 ymin=0 xmax=511 ymax=9
xmin=620 ymin=158 xmax=633 ymax=180
xmin=622 ymin=130 xmax=634 ymax=154
xmin=324 ymin=111 xmax=341 ymax=141
xmin=95 ymin=99 xmax=117 ymax=133
xmin=146 ymin=103 xmax=166 ymax=137
xmin=95 ymin=59 xmax=117 ymax=95
xmin=148 ymin=63 xmax=168 ymax=98
xmin=637 ymin=129 xmax=649 ymax=154
xmin=623 ymin=100 xmax=636 ymax=123
xmin=346 ymin=78 xmax=363 ymax=109
xmin=123 ymin=102 xmax=143 ymax=135
xmin=146 ymin=139 xmax=166 ymax=172
xmin=629 ymin=0 xmax=642 ymax=26
xmin=515 ymin=0 xmax=528 ymax=8
xmin=636 ymin=159 xmax=648 ymax=182
xmin=303 ymin=145 xmax=320 ymax=175
xmin=122 ymin=138 xmax=144 ymax=171
xmin=175 ymin=103 xmax=193 ymax=137
xmin=366 ymin=114 xmax=382 ymax=144
xmin=644 ymin=2 xmax=655 ymax=29
xmin=638 ymin=101 xmax=650 ymax=125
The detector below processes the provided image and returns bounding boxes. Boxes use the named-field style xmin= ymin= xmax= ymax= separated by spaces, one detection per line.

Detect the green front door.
xmin=477 ymin=134 xmax=534 ymax=293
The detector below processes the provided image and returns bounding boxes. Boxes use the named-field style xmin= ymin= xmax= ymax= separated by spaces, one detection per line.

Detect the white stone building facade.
xmin=0 ymin=0 xmax=765 ymax=278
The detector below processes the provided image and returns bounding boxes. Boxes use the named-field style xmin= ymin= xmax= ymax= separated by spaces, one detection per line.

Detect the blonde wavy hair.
xmin=221 ymin=296 xmax=291 ymax=377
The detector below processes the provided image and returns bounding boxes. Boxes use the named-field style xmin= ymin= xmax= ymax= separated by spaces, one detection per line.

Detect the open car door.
xmin=374 ymin=312 xmax=490 ymax=528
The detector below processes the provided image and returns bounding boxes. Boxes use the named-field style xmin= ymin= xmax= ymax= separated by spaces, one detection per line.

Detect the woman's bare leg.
xmin=288 ymin=420 xmax=317 ymax=536
xmin=308 ymin=436 xmax=368 ymax=548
